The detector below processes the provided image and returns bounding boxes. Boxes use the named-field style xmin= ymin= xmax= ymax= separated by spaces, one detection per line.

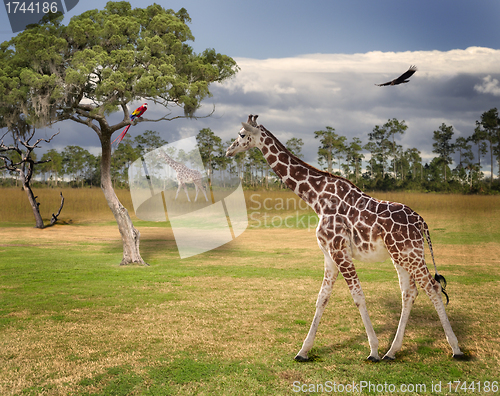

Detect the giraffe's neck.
xmin=162 ymin=153 xmax=183 ymax=172
xmin=257 ymin=127 xmax=323 ymax=207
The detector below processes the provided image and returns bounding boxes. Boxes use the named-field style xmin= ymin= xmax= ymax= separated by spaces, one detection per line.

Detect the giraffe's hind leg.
xmin=383 ymin=263 xmax=418 ymax=360
xmin=193 ymin=180 xmax=209 ymax=202
xmin=295 ymin=246 xmax=339 ymax=361
xmin=414 ymin=267 xmax=463 ymax=358
xmin=201 ymin=183 xmax=209 ymax=201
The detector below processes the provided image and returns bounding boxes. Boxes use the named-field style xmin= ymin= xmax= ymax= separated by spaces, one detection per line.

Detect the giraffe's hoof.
xmin=366 ymin=355 xmax=380 ymax=362
xmin=453 ymin=353 xmax=466 ymax=360
xmin=382 ymin=355 xmax=395 ymax=361
xmin=294 ymin=354 xmax=309 ymax=362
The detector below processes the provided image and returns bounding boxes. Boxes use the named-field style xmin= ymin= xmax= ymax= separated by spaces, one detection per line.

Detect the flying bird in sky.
xmin=376 ymin=65 xmax=417 ymax=86
xmin=112 ymin=103 xmax=148 ymax=145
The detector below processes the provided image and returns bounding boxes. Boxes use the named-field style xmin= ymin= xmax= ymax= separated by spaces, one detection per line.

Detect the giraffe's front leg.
xmin=345 ymin=279 xmax=380 ymax=361
xmin=295 ymin=248 xmax=339 ymax=362
xmin=335 ymin=249 xmax=380 ymax=361
xmin=182 ymin=184 xmax=191 ymax=202
xmin=175 ymin=183 xmax=182 ymax=200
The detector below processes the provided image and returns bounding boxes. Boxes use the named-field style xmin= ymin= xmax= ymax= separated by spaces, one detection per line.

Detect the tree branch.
xmin=137 ymin=104 xmax=216 ymax=124
xmin=50 ymin=192 xmax=65 ymax=225
xmin=19 ymin=130 xmax=60 ymax=151
xmin=69 ymin=114 xmax=102 ymax=136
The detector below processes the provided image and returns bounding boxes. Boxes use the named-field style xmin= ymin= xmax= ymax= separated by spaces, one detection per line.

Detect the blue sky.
xmin=1 ymin=0 xmax=500 ymax=175
xmin=3 ymin=0 xmax=499 ymax=56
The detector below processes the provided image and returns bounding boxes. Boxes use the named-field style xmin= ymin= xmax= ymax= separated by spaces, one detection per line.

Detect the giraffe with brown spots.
xmin=158 ymin=150 xmax=209 ymax=202
xmin=226 ymin=115 xmax=464 ymax=361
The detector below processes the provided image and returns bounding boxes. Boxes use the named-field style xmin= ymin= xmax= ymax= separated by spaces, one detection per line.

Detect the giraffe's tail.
xmin=422 ymin=220 xmax=449 ymax=305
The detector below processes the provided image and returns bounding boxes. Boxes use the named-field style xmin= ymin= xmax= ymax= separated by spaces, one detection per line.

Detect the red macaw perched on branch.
xmin=112 ymin=103 xmax=148 ymax=145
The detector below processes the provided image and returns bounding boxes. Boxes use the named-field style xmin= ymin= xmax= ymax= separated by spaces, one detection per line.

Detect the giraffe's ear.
xmin=241 ymin=122 xmax=260 ymax=135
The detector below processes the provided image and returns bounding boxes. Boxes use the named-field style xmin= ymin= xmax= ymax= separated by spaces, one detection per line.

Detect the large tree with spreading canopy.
xmin=0 ymin=2 xmax=239 ymax=265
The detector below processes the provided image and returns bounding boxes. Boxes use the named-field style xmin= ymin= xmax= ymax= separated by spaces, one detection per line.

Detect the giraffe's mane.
xmin=259 ymin=125 xmax=362 ymax=192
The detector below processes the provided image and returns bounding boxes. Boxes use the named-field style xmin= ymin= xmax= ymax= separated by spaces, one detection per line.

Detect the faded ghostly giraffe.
xmin=157 ymin=150 xmax=208 ymax=202
xmin=226 ymin=114 xmax=464 ymax=361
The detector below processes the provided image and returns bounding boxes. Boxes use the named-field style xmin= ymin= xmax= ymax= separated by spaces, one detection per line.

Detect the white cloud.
xmin=234 ymin=46 xmax=500 ymax=75
xmin=474 ymin=75 xmax=500 ymax=96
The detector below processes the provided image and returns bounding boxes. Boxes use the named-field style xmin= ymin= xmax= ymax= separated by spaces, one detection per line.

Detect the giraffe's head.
xmin=226 ymin=114 xmax=263 ymax=157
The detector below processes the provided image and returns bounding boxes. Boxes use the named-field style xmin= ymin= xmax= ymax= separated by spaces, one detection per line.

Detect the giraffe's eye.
xmin=239 ymin=132 xmax=246 ymax=139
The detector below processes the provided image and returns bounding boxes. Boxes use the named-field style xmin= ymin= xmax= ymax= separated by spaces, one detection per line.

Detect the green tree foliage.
xmin=367 ymin=125 xmax=391 ymax=178
xmin=40 ymin=148 xmax=63 ymax=186
xmin=475 ymin=108 xmax=500 ymax=185
xmin=196 ymin=128 xmax=222 ymax=179
xmin=112 ymin=130 xmax=167 ymax=187
xmin=470 ymin=125 xmax=489 ymax=170
xmin=61 ymin=145 xmax=93 ymax=187
xmin=345 ymin=137 xmax=364 ymax=183
xmin=405 ymin=147 xmax=423 ymax=181
xmin=2 ymin=3 xmax=239 ymax=127
xmin=286 ymin=137 xmax=304 ymax=159
xmin=384 ymin=118 xmax=408 ymax=179
xmin=452 ymin=137 xmax=474 ymax=186
xmin=314 ymin=126 xmax=346 ymax=174
xmin=432 ymin=123 xmax=455 ymax=183
xmin=134 ymin=130 xmax=168 ymax=158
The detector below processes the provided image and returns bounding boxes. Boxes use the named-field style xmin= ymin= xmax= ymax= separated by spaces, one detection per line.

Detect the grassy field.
xmin=1 ymin=187 xmax=500 ymax=395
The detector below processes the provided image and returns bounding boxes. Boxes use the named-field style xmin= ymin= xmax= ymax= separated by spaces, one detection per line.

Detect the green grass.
xmin=1 ymin=190 xmax=500 ymax=395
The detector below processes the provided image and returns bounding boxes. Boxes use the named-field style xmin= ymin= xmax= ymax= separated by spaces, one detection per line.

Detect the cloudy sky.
xmin=1 ymin=0 xmax=500 ymax=174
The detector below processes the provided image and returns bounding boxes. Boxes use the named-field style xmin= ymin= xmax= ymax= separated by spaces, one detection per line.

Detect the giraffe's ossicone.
xmin=226 ymin=115 xmax=464 ymax=361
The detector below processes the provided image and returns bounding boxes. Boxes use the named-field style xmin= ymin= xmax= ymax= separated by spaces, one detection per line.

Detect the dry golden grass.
xmin=2 ymin=187 xmax=499 ymax=225
xmin=0 ymin=187 xmax=134 ymax=223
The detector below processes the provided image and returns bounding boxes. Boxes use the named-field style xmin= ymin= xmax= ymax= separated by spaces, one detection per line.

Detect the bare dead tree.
xmin=0 ymin=128 xmax=64 ymax=228
xmin=50 ymin=192 xmax=65 ymax=225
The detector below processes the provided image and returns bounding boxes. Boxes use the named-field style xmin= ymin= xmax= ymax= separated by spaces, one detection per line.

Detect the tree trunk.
xmin=489 ymin=140 xmax=493 ymax=186
xmin=20 ymin=167 xmax=45 ymax=229
xmin=100 ymin=136 xmax=147 ymax=266
xmin=23 ymin=181 xmax=45 ymax=229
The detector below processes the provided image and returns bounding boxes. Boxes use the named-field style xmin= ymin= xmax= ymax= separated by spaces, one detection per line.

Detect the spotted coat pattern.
xmin=226 ymin=115 xmax=463 ymax=361
xmin=158 ymin=150 xmax=208 ymax=202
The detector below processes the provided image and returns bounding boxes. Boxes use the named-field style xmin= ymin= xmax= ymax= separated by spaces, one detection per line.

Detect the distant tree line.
xmin=1 ymin=108 xmax=498 ymax=193
xmin=229 ymin=107 xmax=500 ymax=193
